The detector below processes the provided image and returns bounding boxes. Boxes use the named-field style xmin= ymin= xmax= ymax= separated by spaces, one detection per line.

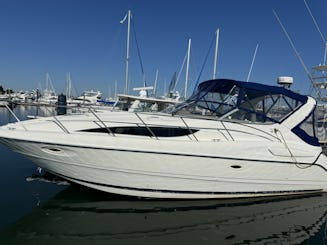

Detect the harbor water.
xmin=0 ymin=106 xmax=326 ymax=244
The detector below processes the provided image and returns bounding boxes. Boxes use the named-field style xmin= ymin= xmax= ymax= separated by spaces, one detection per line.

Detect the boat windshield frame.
xmin=170 ymin=79 xmax=308 ymax=124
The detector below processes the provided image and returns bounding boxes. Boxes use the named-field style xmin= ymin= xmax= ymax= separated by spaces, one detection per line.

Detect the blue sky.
xmin=0 ymin=0 xmax=326 ymax=98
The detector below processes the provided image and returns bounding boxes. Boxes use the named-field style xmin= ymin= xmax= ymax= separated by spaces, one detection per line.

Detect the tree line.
xmin=0 ymin=85 xmax=14 ymax=94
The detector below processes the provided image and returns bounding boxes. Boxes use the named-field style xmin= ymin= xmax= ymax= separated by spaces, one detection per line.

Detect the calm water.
xmin=0 ymin=105 xmax=326 ymax=244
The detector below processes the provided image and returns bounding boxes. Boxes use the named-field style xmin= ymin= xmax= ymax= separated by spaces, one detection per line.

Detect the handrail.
xmin=180 ymin=117 xmax=198 ymax=141
xmin=220 ymin=121 xmax=234 ymax=141
xmin=216 ymin=127 xmax=229 ymax=141
xmin=171 ymin=111 xmax=278 ymax=141
xmin=91 ymin=111 xmax=276 ymax=142
xmin=5 ymin=102 xmax=277 ymax=142
xmin=134 ymin=112 xmax=158 ymax=139
xmin=51 ymin=120 xmax=70 ymax=134
xmin=88 ymin=107 xmax=115 ymax=136
xmin=5 ymin=104 xmax=28 ymax=131
xmin=43 ymin=106 xmax=71 ymax=134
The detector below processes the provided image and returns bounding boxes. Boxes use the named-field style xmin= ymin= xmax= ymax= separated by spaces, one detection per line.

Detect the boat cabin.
xmin=171 ymin=79 xmax=318 ymax=146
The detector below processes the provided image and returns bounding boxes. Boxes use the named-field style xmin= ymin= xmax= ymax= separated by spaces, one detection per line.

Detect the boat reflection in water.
xmin=1 ymin=185 xmax=327 ymax=244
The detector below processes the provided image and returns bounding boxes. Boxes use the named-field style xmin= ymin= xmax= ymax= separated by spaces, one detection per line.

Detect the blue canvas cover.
xmin=173 ymin=79 xmax=308 ymax=124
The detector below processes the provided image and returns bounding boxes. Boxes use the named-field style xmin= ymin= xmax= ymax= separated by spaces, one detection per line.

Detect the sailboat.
xmin=37 ymin=73 xmax=57 ymax=105
xmin=116 ymin=11 xmax=191 ymax=112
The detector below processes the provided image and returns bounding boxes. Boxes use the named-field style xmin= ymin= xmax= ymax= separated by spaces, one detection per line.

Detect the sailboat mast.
xmin=304 ymin=0 xmax=327 ymax=65
xmin=213 ymin=28 xmax=220 ymax=79
xmin=154 ymin=69 xmax=159 ymax=96
xmin=66 ymin=72 xmax=71 ymax=98
xmin=246 ymin=43 xmax=259 ymax=82
xmin=324 ymin=45 xmax=327 ymax=66
xmin=115 ymin=80 xmax=118 ymax=98
xmin=124 ymin=10 xmax=131 ymax=95
xmin=184 ymin=38 xmax=191 ymax=98
xmin=45 ymin=73 xmax=49 ymax=94
xmin=273 ymin=10 xmax=313 ymax=82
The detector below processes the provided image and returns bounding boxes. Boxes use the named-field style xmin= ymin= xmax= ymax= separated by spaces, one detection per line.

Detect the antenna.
xmin=246 ymin=43 xmax=259 ymax=82
xmin=273 ymin=10 xmax=314 ymax=83
xmin=304 ymin=0 xmax=327 ymax=65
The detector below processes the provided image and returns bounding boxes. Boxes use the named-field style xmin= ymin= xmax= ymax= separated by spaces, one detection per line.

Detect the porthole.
xmin=230 ymin=165 xmax=242 ymax=169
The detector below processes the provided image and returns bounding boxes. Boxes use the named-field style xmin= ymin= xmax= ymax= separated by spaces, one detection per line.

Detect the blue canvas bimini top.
xmin=195 ymin=79 xmax=308 ymax=104
xmin=173 ymin=79 xmax=309 ymax=123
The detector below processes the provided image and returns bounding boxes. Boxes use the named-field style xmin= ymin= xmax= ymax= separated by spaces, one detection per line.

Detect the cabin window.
xmin=291 ymin=108 xmax=319 ymax=146
xmin=80 ymin=126 xmax=198 ymax=137
xmin=299 ymin=112 xmax=315 ymax=138
xmin=234 ymin=92 xmax=302 ymax=123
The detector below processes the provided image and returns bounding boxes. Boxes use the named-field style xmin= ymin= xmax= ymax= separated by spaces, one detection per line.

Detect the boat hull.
xmin=1 ymin=136 xmax=327 ymax=199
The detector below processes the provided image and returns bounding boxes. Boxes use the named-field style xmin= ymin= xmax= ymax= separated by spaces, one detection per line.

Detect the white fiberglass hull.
xmin=1 ymin=133 xmax=327 ymax=199
xmin=1 ymin=78 xmax=327 ymax=199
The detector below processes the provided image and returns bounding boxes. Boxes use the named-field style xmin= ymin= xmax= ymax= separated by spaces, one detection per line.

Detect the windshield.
xmin=171 ymin=79 xmax=306 ymax=124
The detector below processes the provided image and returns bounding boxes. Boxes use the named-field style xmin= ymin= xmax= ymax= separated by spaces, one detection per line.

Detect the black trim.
xmin=291 ymin=106 xmax=320 ymax=146
xmin=80 ymin=126 xmax=199 ymax=137
xmin=292 ymin=126 xmax=320 ymax=147
xmin=52 ymin=171 xmax=323 ymax=196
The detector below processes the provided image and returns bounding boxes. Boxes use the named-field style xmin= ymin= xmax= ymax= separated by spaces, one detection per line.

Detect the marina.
xmin=0 ymin=105 xmax=327 ymax=243
xmin=0 ymin=78 xmax=327 ymax=199
xmin=1 ymin=0 xmax=327 ymax=243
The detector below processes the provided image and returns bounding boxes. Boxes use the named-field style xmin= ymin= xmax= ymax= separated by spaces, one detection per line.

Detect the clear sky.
xmin=0 ymin=0 xmax=326 ymax=98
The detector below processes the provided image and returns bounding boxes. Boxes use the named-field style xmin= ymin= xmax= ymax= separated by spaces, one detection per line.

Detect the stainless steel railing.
xmin=3 ymin=103 xmax=279 ymax=142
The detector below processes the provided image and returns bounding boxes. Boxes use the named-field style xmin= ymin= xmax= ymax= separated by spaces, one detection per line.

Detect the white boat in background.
xmin=11 ymin=91 xmax=33 ymax=103
xmin=37 ymin=88 xmax=57 ymax=105
xmin=0 ymin=100 xmax=8 ymax=107
xmin=0 ymin=94 xmax=9 ymax=101
xmin=0 ymin=94 xmax=9 ymax=106
xmin=67 ymin=90 xmax=102 ymax=106
xmin=37 ymin=73 xmax=58 ymax=105
xmin=0 ymin=78 xmax=327 ymax=199
xmin=78 ymin=90 xmax=102 ymax=104
xmin=117 ymin=86 xmax=182 ymax=112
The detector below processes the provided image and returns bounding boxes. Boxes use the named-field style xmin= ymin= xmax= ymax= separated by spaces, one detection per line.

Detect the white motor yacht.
xmin=65 ymin=90 xmax=102 ymax=106
xmin=0 ymin=79 xmax=326 ymax=199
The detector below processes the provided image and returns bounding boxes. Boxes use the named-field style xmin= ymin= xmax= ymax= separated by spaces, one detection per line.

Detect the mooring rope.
xmin=274 ymin=128 xmax=314 ymax=169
